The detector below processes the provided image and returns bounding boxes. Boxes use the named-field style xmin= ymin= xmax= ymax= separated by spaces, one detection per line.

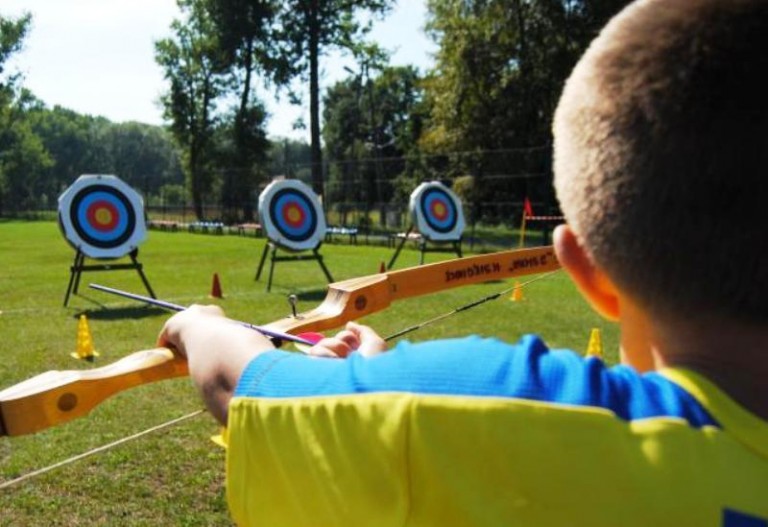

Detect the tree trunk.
xmin=308 ymin=0 xmax=324 ymax=200
xmin=238 ymin=39 xmax=256 ymax=221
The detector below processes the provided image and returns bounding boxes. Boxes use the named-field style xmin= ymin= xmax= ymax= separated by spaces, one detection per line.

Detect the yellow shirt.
xmin=225 ymin=338 xmax=768 ymax=526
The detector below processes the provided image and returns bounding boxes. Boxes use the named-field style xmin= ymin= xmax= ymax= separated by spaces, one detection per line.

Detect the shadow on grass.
xmin=72 ymin=304 xmax=167 ymax=321
xmin=293 ymin=289 xmax=328 ymax=302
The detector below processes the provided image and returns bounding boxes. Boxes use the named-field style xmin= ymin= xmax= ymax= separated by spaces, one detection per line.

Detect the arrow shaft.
xmin=88 ymin=283 xmax=313 ymax=347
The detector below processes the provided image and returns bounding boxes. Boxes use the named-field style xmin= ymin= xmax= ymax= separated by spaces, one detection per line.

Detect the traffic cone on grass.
xmin=586 ymin=328 xmax=603 ymax=358
xmin=72 ymin=314 xmax=99 ymax=361
xmin=510 ymin=281 xmax=524 ymax=302
xmin=210 ymin=273 xmax=223 ymax=299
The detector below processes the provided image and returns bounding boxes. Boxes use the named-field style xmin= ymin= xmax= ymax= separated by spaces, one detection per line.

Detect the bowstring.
xmin=0 ymin=409 xmax=206 ymax=490
xmin=384 ymin=269 xmax=562 ymax=342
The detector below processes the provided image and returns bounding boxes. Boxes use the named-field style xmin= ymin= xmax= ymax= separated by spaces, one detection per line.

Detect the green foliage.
xmin=420 ymin=0 xmax=632 ymax=220
xmin=0 ymin=11 xmax=30 ymax=80
xmin=2 ymin=0 xmax=638 ymax=228
xmin=211 ymin=102 xmax=270 ymax=223
xmin=103 ymin=121 xmax=184 ymax=196
xmin=158 ymin=183 xmax=187 ymax=207
xmin=206 ymin=0 xmax=274 ymax=222
xmin=155 ymin=0 xmax=231 ymax=220
xmin=156 ymin=0 xmax=277 ymax=223
xmin=0 ymin=12 xmax=50 ymax=216
xmin=0 ymin=101 xmax=53 ymax=214
xmin=324 ymin=64 xmax=428 ymax=223
xmin=265 ymin=0 xmax=397 ymax=198
xmin=267 ymin=138 xmax=312 ymax=181
xmin=0 ymin=10 xmax=183 ymax=216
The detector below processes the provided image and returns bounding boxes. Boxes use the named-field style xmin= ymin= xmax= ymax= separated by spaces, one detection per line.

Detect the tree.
xmin=0 ymin=12 xmax=52 ymax=215
xmin=0 ymin=11 xmax=30 ymax=81
xmin=323 ymin=63 xmax=427 ymax=225
xmin=269 ymin=0 xmax=396 ymax=199
xmin=267 ymin=138 xmax=312 ymax=182
xmin=421 ymin=0 xmax=632 ymax=223
xmin=205 ymin=0 xmax=274 ymax=220
xmin=0 ymin=94 xmax=52 ymax=213
xmin=209 ymin=102 xmax=269 ymax=223
xmin=26 ymin=105 xmax=107 ymax=204
xmin=103 ymin=122 xmax=183 ymax=197
xmin=155 ymin=0 xmax=229 ymax=220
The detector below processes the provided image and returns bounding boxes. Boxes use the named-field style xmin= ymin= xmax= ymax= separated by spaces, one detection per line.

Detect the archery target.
xmin=409 ymin=181 xmax=465 ymax=241
xmin=258 ymin=179 xmax=326 ymax=251
xmin=58 ymin=175 xmax=147 ymax=259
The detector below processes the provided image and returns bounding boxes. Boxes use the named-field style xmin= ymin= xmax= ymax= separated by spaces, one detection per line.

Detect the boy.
xmin=159 ymin=0 xmax=768 ymax=524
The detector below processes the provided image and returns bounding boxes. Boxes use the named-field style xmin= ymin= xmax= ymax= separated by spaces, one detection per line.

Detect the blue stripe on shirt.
xmin=235 ymin=334 xmax=718 ymax=428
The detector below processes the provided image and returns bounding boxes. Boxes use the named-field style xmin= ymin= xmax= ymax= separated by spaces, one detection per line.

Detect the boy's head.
xmin=553 ymin=0 xmax=768 ymax=326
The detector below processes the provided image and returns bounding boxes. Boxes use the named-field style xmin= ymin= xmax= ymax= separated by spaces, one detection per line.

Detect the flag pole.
xmin=518 ymin=212 xmax=528 ymax=247
xmin=518 ymin=197 xmax=532 ymax=247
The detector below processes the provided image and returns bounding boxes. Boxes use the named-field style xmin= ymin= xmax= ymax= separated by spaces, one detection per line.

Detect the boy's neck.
xmin=651 ymin=318 xmax=768 ymax=422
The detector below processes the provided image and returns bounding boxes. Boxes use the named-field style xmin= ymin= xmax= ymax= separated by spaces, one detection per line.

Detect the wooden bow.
xmin=0 ymin=246 xmax=558 ymax=437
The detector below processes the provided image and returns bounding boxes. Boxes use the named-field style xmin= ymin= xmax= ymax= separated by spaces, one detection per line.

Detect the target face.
xmin=258 ymin=180 xmax=326 ymax=251
xmin=410 ymin=181 xmax=465 ymax=241
xmin=58 ymin=175 xmax=147 ymax=259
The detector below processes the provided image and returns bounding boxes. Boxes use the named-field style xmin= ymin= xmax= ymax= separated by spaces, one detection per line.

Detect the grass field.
xmin=0 ymin=220 xmax=617 ymax=525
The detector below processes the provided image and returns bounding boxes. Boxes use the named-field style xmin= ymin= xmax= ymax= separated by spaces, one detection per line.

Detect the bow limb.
xmin=263 ymin=245 xmax=559 ymax=336
xmin=0 ymin=245 xmax=558 ymax=437
xmin=0 ymin=348 xmax=188 ymax=437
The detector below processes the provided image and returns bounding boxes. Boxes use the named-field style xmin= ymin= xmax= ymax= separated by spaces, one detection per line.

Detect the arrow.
xmin=88 ymin=283 xmax=315 ymax=347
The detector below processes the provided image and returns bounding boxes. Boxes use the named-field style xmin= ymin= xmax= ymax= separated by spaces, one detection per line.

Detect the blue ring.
xmin=69 ymin=185 xmax=136 ymax=248
xmin=421 ymin=189 xmax=457 ymax=233
xmin=76 ymin=191 xmax=130 ymax=241
xmin=269 ymin=189 xmax=317 ymax=241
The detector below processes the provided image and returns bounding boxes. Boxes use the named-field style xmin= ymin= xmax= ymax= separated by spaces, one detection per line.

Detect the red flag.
xmin=523 ymin=197 xmax=534 ymax=218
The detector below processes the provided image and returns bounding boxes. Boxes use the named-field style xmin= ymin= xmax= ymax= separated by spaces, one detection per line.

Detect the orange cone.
xmin=510 ymin=281 xmax=524 ymax=302
xmin=379 ymin=261 xmax=386 ymax=273
xmin=210 ymin=273 xmax=223 ymax=299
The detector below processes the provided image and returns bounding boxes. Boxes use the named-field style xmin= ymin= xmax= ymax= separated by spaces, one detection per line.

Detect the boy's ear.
xmin=553 ymin=224 xmax=621 ymax=321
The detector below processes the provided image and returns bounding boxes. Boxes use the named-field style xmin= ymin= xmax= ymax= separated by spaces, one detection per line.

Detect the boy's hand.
xmin=308 ymin=322 xmax=387 ymax=359
xmin=157 ymin=304 xmax=227 ymax=359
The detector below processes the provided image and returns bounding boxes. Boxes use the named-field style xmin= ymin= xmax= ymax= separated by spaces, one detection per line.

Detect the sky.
xmin=3 ymin=0 xmax=436 ymax=141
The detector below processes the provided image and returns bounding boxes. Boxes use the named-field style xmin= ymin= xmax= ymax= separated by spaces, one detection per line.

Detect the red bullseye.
xmin=282 ymin=201 xmax=306 ymax=228
xmin=430 ymin=200 xmax=448 ymax=221
xmin=86 ymin=200 xmax=119 ymax=231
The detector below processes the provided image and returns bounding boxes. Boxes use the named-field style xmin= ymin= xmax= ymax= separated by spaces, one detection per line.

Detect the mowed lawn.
xmin=0 ymin=220 xmax=617 ymax=525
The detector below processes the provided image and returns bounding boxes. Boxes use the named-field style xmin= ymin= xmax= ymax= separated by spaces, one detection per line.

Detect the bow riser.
xmin=266 ymin=246 xmax=558 ymax=336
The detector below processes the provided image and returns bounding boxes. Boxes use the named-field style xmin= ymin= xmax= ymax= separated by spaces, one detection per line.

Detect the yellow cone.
xmin=72 ymin=314 xmax=99 ymax=361
xmin=585 ymin=328 xmax=603 ymax=358
xmin=211 ymin=427 xmax=229 ymax=448
xmin=510 ymin=281 xmax=524 ymax=302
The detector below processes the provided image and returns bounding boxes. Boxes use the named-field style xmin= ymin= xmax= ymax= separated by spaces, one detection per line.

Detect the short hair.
xmin=553 ymin=0 xmax=768 ymax=324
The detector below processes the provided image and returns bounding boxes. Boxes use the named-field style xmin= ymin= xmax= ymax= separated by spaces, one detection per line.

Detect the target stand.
xmin=254 ymin=180 xmax=334 ymax=292
xmin=58 ymin=175 xmax=156 ymax=306
xmin=64 ymin=248 xmax=156 ymax=307
xmin=387 ymin=225 xmax=463 ymax=269
xmin=388 ymin=182 xmax=466 ymax=269
xmin=254 ymin=243 xmax=333 ymax=293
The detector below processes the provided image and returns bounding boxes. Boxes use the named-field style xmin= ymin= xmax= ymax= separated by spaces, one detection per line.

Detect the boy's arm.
xmin=159 ymin=306 xmax=390 ymax=425
xmin=158 ymin=305 xmax=275 ymax=425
